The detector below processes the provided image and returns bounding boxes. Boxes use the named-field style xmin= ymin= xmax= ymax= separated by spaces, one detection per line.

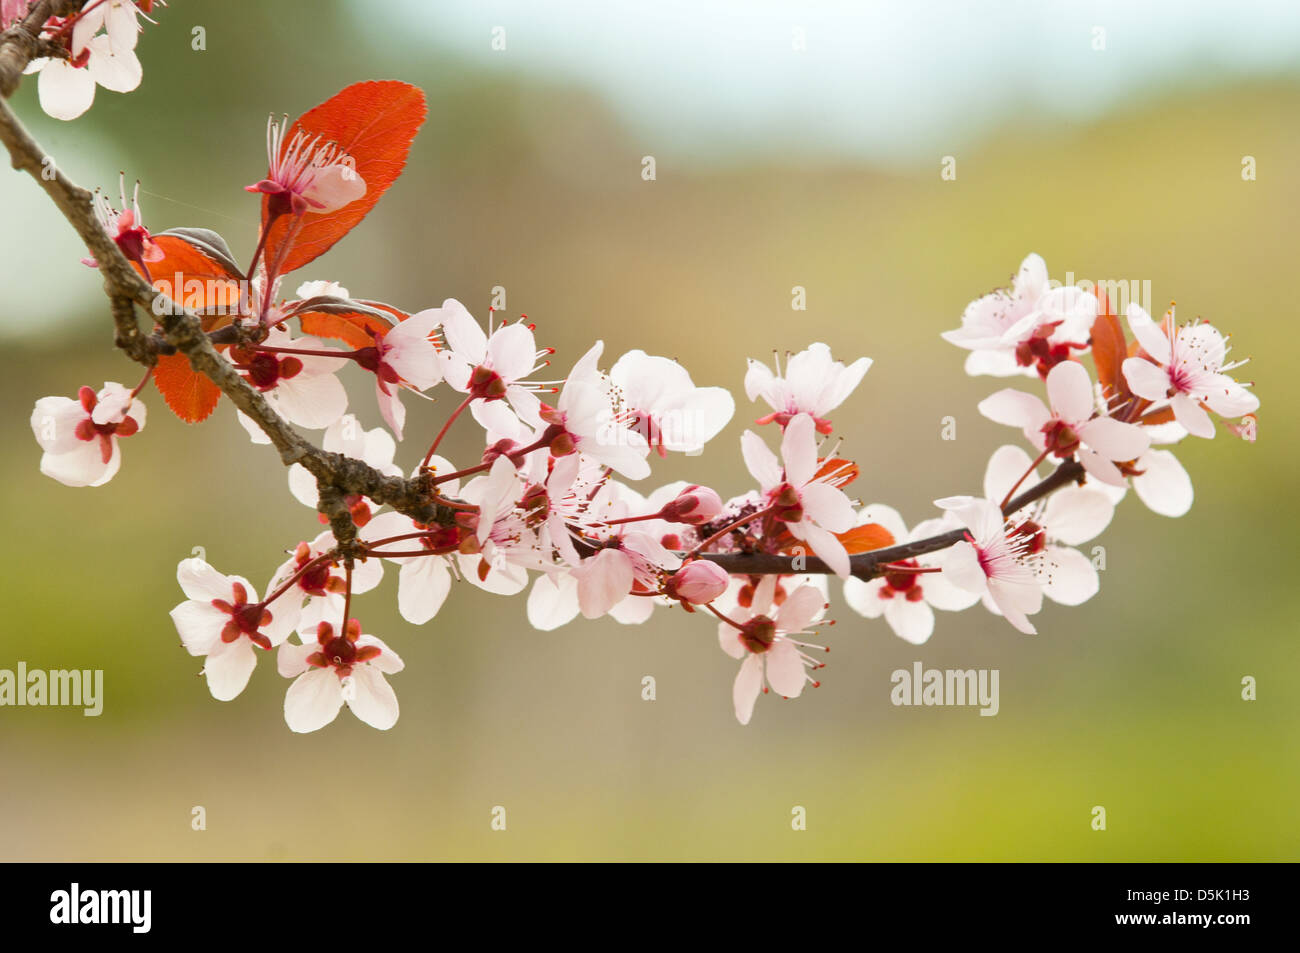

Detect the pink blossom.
xmin=436 ymin=299 xmax=551 ymax=439
xmin=610 ymin=349 xmax=734 ymax=453
xmin=31 ymin=381 xmax=144 ymax=487
xmin=278 ymin=619 xmax=403 ymax=732
xmin=979 ymin=359 xmax=1150 ymax=486
xmin=740 ymin=412 xmax=856 ymax=577
xmin=843 ymin=505 xmax=979 ymax=644
xmin=744 ymin=342 xmax=871 ymax=433
xmin=245 ymin=114 xmax=366 ymax=216
xmin=81 ymin=175 xmax=163 ymax=270
xmin=937 ymin=496 xmax=1043 ymax=635
xmin=983 ymin=445 xmax=1114 ymax=607
xmin=1121 ymin=305 xmax=1258 ymax=439
xmin=717 ymin=576 xmax=829 ymax=725
xmin=942 ymin=253 xmax=1093 ymax=378
xmin=169 ymin=557 xmax=296 ymax=701
xmin=233 ymin=328 xmax=348 ymax=442
xmin=353 ymin=309 xmax=444 ymax=440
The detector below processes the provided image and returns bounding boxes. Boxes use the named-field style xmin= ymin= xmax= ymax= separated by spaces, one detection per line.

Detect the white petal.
xmin=740 ymin=430 xmax=781 ymax=490
xmin=1041 ymin=487 xmax=1113 ymax=546
xmin=1079 ymin=416 xmax=1150 ymax=462
xmin=346 ymin=665 xmax=400 ymax=730
xmin=978 ymin=388 xmax=1050 ymax=430
xmin=38 ymin=60 xmax=95 ymax=121
xmin=764 ymin=641 xmax=807 ymax=698
xmin=733 ymin=655 xmax=763 ymax=725
xmin=202 ymin=640 xmax=258 ymax=701
xmin=284 ymin=669 xmax=343 ymax=733
xmin=1132 ymin=449 xmax=1193 ymax=518
xmin=884 ymin=597 xmax=935 ymax=645
xmin=1041 ymin=546 xmax=1099 ymax=606
xmin=1121 ymin=357 xmax=1170 ymax=402
xmin=1045 ymin=360 xmax=1094 ymax=424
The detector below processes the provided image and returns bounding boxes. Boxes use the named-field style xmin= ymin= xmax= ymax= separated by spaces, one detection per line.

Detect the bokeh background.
xmin=1 ymin=0 xmax=1296 ymax=861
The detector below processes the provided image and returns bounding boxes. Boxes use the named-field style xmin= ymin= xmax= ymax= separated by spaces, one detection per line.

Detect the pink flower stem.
xmin=999 ymin=446 xmax=1052 ymax=510
xmin=430 ymin=435 xmax=551 ymax=486
xmin=703 ymin=602 xmax=746 ymax=631
xmin=260 ymin=552 xmax=336 ymax=608
xmin=421 ymin=393 xmax=473 ymax=469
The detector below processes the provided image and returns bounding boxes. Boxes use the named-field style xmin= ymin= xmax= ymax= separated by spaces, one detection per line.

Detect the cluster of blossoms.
xmin=15 ymin=1 xmax=158 ymax=121
xmin=28 ymin=78 xmax=1261 ymax=730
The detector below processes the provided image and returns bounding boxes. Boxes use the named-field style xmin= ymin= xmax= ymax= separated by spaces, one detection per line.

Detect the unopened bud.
xmin=663 ymin=560 xmax=730 ymax=605
xmin=660 ymin=484 xmax=724 ymax=525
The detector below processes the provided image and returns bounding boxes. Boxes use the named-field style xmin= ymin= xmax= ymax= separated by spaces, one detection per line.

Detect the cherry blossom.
xmin=81 ymin=174 xmax=163 ymax=271
xmin=24 ymin=1 xmax=144 ymax=121
xmin=169 ymin=557 xmax=296 ymax=701
xmin=232 ymin=328 xmax=348 ymax=442
xmin=535 ymin=342 xmax=651 ymax=479
xmin=435 ymin=299 xmax=551 ymax=440
xmin=246 ymin=114 xmax=365 ymax=216
xmin=983 ymin=446 xmax=1114 ymax=607
xmin=978 ymin=359 xmax=1150 ymax=486
xmin=937 ymin=496 xmax=1043 ymax=635
xmin=31 ymin=381 xmax=144 ymax=487
xmin=842 ymin=505 xmax=979 ymax=644
xmin=1121 ymin=304 xmax=1258 ymax=439
xmin=267 ymin=530 xmax=385 ymax=635
xmin=610 ymin=349 xmax=734 ymax=454
xmin=740 ymin=412 xmax=856 ymax=576
xmin=744 ymin=342 xmax=871 ymax=433
xmin=278 ymin=619 xmax=403 ymax=732
xmin=353 ymin=308 xmax=444 ymax=440
xmin=717 ymin=576 xmax=829 ymax=725
xmin=942 ymin=253 xmax=1093 ymax=378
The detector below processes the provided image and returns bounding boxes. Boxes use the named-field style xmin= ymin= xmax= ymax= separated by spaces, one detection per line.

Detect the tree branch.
xmin=696 ymin=460 xmax=1085 ymax=581
xmin=0 ymin=24 xmax=459 ymax=529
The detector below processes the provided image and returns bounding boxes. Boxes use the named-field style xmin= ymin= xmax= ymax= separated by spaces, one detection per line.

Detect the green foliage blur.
xmin=0 ymin=1 xmax=1295 ymax=860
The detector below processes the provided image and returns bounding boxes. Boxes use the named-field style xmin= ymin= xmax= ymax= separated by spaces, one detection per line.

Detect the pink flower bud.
xmin=660 ymin=485 xmax=723 ymax=525
xmin=664 ymin=560 xmax=730 ymax=605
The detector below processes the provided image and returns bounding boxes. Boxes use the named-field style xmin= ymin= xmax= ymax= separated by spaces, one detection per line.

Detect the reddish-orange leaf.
xmin=135 ymin=232 xmax=245 ymax=331
xmin=259 ymin=81 xmax=428 ymax=275
xmin=1090 ymin=309 xmax=1129 ymax=403
xmin=836 ymin=523 xmax=895 ymax=554
xmin=154 ymin=351 xmax=222 ymax=423
xmin=298 ymin=308 xmax=393 ymax=349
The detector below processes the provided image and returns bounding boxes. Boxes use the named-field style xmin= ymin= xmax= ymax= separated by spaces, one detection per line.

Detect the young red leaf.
xmin=134 ymin=231 xmax=245 ymax=330
xmin=154 ymin=351 xmax=223 ymax=423
xmin=836 ymin=523 xmax=896 ymax=554
xmin=258 ymin=81 xmax=427 ymax=275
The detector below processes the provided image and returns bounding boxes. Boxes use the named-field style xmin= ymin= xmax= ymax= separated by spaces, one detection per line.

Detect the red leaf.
xmin=836 ymin=523 xmax=895 ymax=554
xmin=1089 ymin=291 xmax=1130 ymax=405
xmin=259 ymin=81 xmax=427 ymax=275
xmin=154 ymin=351 xmax=222 ymax=423
xmin=136 ymin=232 xmax=245 ymax=331
xmin=298 ymin=308 xmax=393 ymax=349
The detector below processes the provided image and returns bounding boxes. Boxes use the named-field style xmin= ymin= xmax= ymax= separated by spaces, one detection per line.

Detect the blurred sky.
xmin=371 ymin=0 xmax=1300 ymax=163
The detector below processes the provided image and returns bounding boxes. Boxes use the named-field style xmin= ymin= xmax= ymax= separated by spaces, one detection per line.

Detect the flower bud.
xmin=660 ymin=485 xmax=723 ymax=525
xmin=663 ymin=560 xmax=730 ymax=605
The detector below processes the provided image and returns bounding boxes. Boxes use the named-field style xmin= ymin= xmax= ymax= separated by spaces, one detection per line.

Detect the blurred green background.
xmin=1 ymin=0 xmax=1296 ymax=861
